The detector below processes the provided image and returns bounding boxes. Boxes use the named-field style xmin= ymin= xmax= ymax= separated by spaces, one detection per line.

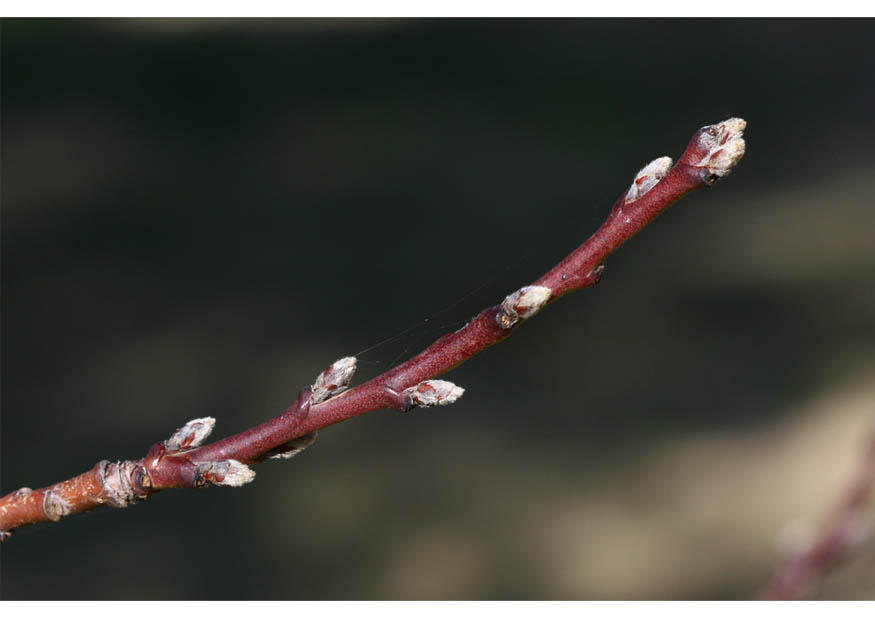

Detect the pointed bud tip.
xmin=330 ymin=356 xmax=357 ymax=373
xmin=198 ymin=459 xmax=256 ymax=487
xmin=311 ymin=356 xmax=358 ymax=404
xmin=165 ymin=417 xmax=216 ymax=451
xmin=499 ymin=285 xmax=552 ymax=328
xmin=696 ymin=117 xmax=747 ymax=178
xmin=404 ymin=380 xmax=465 ymax=408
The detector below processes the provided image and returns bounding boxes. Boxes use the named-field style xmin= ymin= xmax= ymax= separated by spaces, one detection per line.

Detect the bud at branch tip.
xmin=695 ymin=117 xmax=746 ymax=179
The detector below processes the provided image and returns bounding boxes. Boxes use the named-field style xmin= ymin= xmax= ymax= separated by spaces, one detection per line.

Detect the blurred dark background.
xmin=2 ymin=18 xmax=875 ymax=599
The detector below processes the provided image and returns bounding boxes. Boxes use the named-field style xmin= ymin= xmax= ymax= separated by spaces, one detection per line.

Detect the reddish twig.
xmin=759 ymin=417 xmax=875 ymax=600
xmin=0 ymin=118 xmax=747 ymax=541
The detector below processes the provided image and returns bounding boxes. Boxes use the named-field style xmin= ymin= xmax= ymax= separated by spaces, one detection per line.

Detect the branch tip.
xmin=165 ymin=417 xmax=216 ymax=451
xmin=311 ymin=356 xmax=358 ymax=404
xmin=0 ymin=118 xmax=749 ymax=540
xmin=694 ymin=117 xmax=746 ymax=179
xmin=625 ymin=156 xmax=673 ymax=204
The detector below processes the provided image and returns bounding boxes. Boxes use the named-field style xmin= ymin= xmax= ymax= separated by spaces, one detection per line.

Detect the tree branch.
xmin=759 ymin=417 xmax=875 ymax=600
xmin=0 ymin=117 xmax=747 ymax=541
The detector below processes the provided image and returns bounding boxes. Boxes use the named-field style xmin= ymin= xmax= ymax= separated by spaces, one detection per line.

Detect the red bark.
xmin=0 ymin=118 xmax=747 ymax=541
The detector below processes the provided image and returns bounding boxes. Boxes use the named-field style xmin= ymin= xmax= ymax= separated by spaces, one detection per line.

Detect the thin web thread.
xmin=346 ymin=204 xmax=564 ymax=378
xmin=352 ymin=274 xmax=504 ymax=372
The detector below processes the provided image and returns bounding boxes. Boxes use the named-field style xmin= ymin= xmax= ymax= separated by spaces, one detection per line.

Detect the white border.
xmin=2 ymin=2 xmax=874 ymax=18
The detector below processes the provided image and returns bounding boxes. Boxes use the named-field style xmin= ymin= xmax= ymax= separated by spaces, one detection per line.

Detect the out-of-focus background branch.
xmin=2 ymin=19 xmax=874 ymax=599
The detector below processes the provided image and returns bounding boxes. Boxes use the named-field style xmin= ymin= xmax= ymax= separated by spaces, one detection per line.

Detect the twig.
xmin=759 ymin=417 xmax=875 ymax=600
xmin=0 ymin=118 xmax=747 ymax=541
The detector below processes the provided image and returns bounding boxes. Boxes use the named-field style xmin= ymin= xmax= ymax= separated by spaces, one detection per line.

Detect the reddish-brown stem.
xmin=0 ymin=119 xmax=745 ymax=541
xmin=535 ymin=162 xmax=704 ymax=298
xmin=187 ymin=155 xmax=714 ymax=464
xmin=0 ymin=461 xmax=150 ymax=538
xmin=759 ymin=419 xmax=875 ymax=600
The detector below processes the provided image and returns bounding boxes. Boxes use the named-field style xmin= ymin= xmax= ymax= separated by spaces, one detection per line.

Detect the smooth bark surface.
xmin=0 ymin=118 xmax=747 ymax=542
